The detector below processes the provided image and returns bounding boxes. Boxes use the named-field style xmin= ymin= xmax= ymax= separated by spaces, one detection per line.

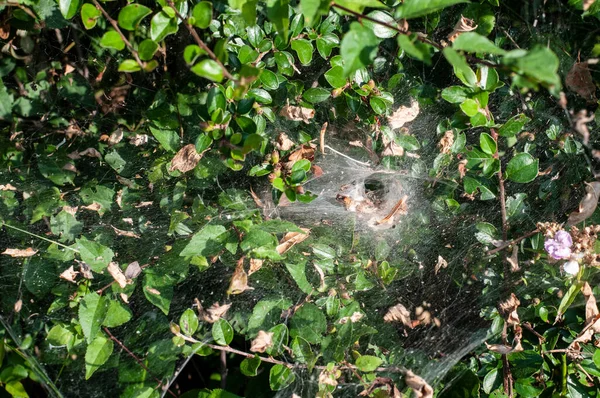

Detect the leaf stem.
xmin=1 ymin=222 xmax=79 ymax=252
xmin=91 ymin=0 xmax=145 ymax=70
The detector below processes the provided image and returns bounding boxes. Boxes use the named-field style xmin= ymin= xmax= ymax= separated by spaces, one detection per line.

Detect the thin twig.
xmin=103 ymin=327 xmax=177 ymax=398
xmin=91 ymin=0 xmax=144 ymax=69
xmin=166 ymin=0 xmax=235 ymax=82
xmin=486 ymin=229 xmax=540 ymax=256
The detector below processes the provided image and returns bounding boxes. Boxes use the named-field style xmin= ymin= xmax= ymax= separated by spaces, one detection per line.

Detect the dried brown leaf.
xmin=359 ymin=377 xmax=402 ymax=398
xmin=14 ymin=299 xmax=22 ymax=313
xmin=134 ymin=201 xmax=153 ymax=208
xmin=2 ymin=247 xmax=38 ymax=257
xmin=318 ymin=367 xmax=341 ymax=388
xmin=169 ymin=144 xmax=202 ymax=173
xmin=227 ymin=258 xmax=252 ymax=295
xmin=249 ymin=187 xmax=264 ymax=208
xmin=59 ymin=266 xmax=79 ymax=283
xmin=567 ymin=181 xmax=600 ymax=226
xmin=107 ymin=261 xmax=128 ymax=288
xmin=63 ymin=205 xmax=78 ymax=215
xmin=404 ymin=371 xmax=433 ymax=398
xmin=62 ymin=163 xmax=78 ymax=173
xmin=573 ymin=109 xmax=595 ymax=145
xmin=124 ymin=261 xmax=142 ymax=279
xmin=250 ymin=330 xmax=274 ymax=353
xmin=279 ymin=104 xmax=315 ymax=124
xmin=77 ymin=260 xmax=94 ymax=279
xmin=112 ymin=225 xmax=140 ymax=238
xmin=79 ymin=148 xmax=102 ymax=158
xmin=129 ymin=134 xmax=149 ymax=146
xmin=566 ymin=61 xmax=597 ymax=103
xmin=339 ymin=311 xmax=364 ymax=324
xmin=381 ymin=134 xmax=404 ymax=157
xmin=81 ymin=202 xmax=102 ymax=212
xmin=583 ymin=0 xmax=596 ymax=10
xmin=276 ymin=228 xmax=310 ymax=254
xmin=287 ymin=144 xmax=315 ymax=163
xmin=320 ymin=122 xmax=327 ymax=155
xmin=108 ymin=129 xmax=123 ymax=145
xmin=248 ymin=258 xmax=264 ymax=276
xmin=434 ymin=255 xmax=447 ymax=275
xmin=507 ymin=245 xmax=520 ymax=272
xmin=313 ymin=263 xmax=326 ymax=291
xmin=199 ymin=302 xmax=232 ymax=323
xmin=499 ymin=293 xmax=521 ymax=325
xmin=0 ymin=183 xmax=17 ymax=191
xmin=447 ymin=15 xmax=477 ymax=42
xmin=146 ymin=286 xmax=161 ymax=295
xmin=275 ymin=132 xmax=295 ymax=151
xmin=388 ymin=99 xmax=419 ymax=130
xmin=485 ymin=342 xmax=514 ymax=355
xmin=383 ymin=303 xmax=413 ymax=328
xmin=582 ymin=282 xmax=600 ymax=333
xmin=438 ymin=131 xmax=454 ymax=154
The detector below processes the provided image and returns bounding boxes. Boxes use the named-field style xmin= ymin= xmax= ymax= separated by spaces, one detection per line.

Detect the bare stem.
xmin=103 ymin=327 xmax=177 ymax=397
xmin=486 ymin=228 xmax=540 ymax=256
xmin=166 ymin=0 xmax=235 ymax=81
xmin=91 ymin=0 xmax=144 ymax=69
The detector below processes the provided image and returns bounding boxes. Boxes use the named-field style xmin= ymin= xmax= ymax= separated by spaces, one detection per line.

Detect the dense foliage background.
xmin=1 ymin=0 xmax=600 ymax=396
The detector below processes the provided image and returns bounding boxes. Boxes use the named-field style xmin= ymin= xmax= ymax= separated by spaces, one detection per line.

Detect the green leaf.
xmin=179 ymin=309 xmax=199 ymax=336
xmin=556 ymin=282 xmax=582 ymax=322
xmin=149 ymin=126 xmax=179 ymax=152
xmin=290 ymin=303 xmax=326 ymax=344
xmin=269 ymin=364 xmax=295 ymax=391
xmin=498 ymin=113 xmax=530 ymax=137
xmin=300 ymin=0 xmax=328 ymax=25
xmin=248 ymin=88 xmax=272 ymax=104
xmin=396 ymin=0 xmax=468 ymax=19
xmin=324 ymin=66 xmax=346 ymax=88
xmin=118 ymin=4 xmax=152 ymax=31
xmin=247 ymin=298 xmax=293 ymax=337
xmin=50 ymin=210 xmax=83 ymax=242
xmin=285 ymin=261 xmax=313 ymax=294
xmin=240 ymin=355 xmax=261 ymax=376
xmin=363 ymin=11 xmax=397 ymax=38
xmin=340 ymin=22 xmax=379 ymax=77
xmin=443 ymin=47 xmax=477 ymax=87
xmin=78 ymin=292 xmax=108 ymax=343
xmin=118 ymin=59 xmax=142 ymax=72
xmin=79 ymin=185 xmax=114 ymax=216
xmin=303 ymin=87 xmax=331 ymax=103
xmin=143 ymin=272 xmax=174 ymax=315
xmin=505 ymin=153 xmax=539 ymax=183
xmin=260 ymin=69 xmax=280 ymax=90
xmin=397 ymin=34 xmax=432 ymax=65
xmin=0 ymin=82 xmax=14 ymax=119
xmin=191 ymin=59 xmax=224 ymax=82
xmin=316 ymin=33 xmax=339 ymax=59
xmin=334 ymin=0 xmax=386 ymax=14
xmin=291 ymin=336 xmax=315 ymax=364
xmin=267 ymin=0 xmax=290 ymax=42
xmin=180 ymin=225 xmax=229 ymax=257
xmin=441 ymin=86 xmax=470 ymax=103
xmin=47 ymin=324 xmax=74 ymax=347
xmin=507 ymin=350 xmax=543 ymax=379
xmin=150 ymin=11 xmax=178 ymax=42
xmin=59 ymin=0 xmax=80 ymax=19
xmin=479 ymin=133 xmax=496 ymax=155
xmin=212 ymin=319 xmax=234 ymax=345
xmin=76 ymin=237 xmax=114 ymax=273
xmin=102 ymin=300 xmax=132 ymax=328
xmin=370 ymin=97 xmax=387 ymax=114
xmin=396 ymin=134 xmax=420 ymax=150
xmin=80 ymin=3 xmax=101 ymax=29
xmin=184 ymin=45 xmax=205 ymax=65
xmin=191 ymin=1 xmax=212 ymax=29
xmin=85 ymin=334 xmax=113 ymax=379
xmin=355 ymin=355 xmax=382 ymax=372
xmin=138 ymin=39 xmax=159 ymax=61
xmin=291 ymin=39 xmax=313 ymax=65
xmin=502 ymin=46 xmax=561 ymax=89
xmin=100 ymin=31 xmax=125 ymax=51
xmin=452 ymin=32 xmax=506 ymax=55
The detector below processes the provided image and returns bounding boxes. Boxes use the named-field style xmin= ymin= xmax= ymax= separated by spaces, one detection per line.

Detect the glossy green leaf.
xmin=100 ymin=31 xmax=125 ymax=51
xmin=102 ymin=300 xmax=132 ymax=328
xmin=138 ymin=39 xmax=159 ymax=61
xmin=324 ymin=66 xmax=346 ymax=88
xmin=118 ymin=59 xmax=142 ymax=72
xmin=396 ymin=134 xmax=420 ymax=150
xmin=191 ymin=59 xmax=224 ymax=82
xmin=441 ymin=86 xmax=469 ymax=103
xmin=505 ymin=153 xmax=539 ymax=183
xmin=85 ymin=334 xmax=113 ymax=379
xmin=183 ymin=45 xmax=206 ymax=65
xmin=191 ymin=1 xmax=213 ymax=29
xmin=78 ymin=292 xmax=108 ymax=343
xmin=117 ymin=4 xmax=152 ymax=31
xmin=363 ymin=11 xmax=397 ymax=38
xmin=269 ymin=364 xmax=295 ymax=391
xmin=303 ymin=87 xmax=330 ymax=103
xmin=316 ymin=33 xmax=339 ymax=59
xmin=398 ymin=34 xmax=432 ymax=65
xmin=240 ymin=355 xmax=261 ymax=376
xmin=143 ymin=272 xmax=174 ymax=315
xmin=452 ymin=32 xmax=506 ymax=55
xmin=76 ymin=237 xmax=114 ymax=272
xmin=179 ymin=309 xmax=199 ymax=335
xmin=396 ymin=0 xmax=468 ymax=19
xmin=355 ymin=355 xmax=382 ymax=372
xmin=443 ymin=47 xmax=477 ymax=87
xmin=212 ymin=319 xmax=234 ymax=345
xmin=81 ymin=3 xmax=101 ymax=29
xmin=498 ymin=113 xmax=530 ymax=137
xmin=340 ymin=22 xmax=379 ymax=77
xmin=150 ymin=11 xmax=178 ymax=42
xmin=267 ymin=0 xmax=290 ymax=42
xmin=59 ymin=0 xmax=81 ymax=19
xmin=291 ymin=39 xmax=313 ymax=65
xmin=479 ymin=133 xmax=496 ymax=155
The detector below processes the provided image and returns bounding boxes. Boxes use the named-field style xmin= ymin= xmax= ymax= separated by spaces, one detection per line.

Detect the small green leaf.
xmin=443 ymin=47 xmax=477 ymax=87
xmin=59 ymin=0 xmax=81 ymax=19
xmin=498 ymin=113 xmax=531 ymax=137
xmin=396 ymin=134 xmax=420 ymax=150
xmin=81 ymin=3 xmax=101 ymax=29
xmin=396 ymin=0 xmax=468 ymax=19
xmin=191 ymin=1 xmax=213 ymax=29
xmin=502 ymin=46 xmax=561 ymax=89
xmin=370 ymin=97 xmax=387 ymax=115
xmin=76 ymin=237 xmax=114 ymax=273
xmin=180 ymin=225 xmax=229 ymax=257
xmin=316 ymin=33 xmax=339 ymax=59
xmin=479 ymin=133 xmax=496 ymax=155
xmin=100 ymin=31 xmax=125 ymax=51
xmin=240 ymin=355 xmax=261 ymax=376
xmin=79 ymin=292 xmax=108 ymax=343
xmin=363 ymin=11 xmax=397 ymax=38
xmin=453 ymin=32 xmax=506 ymax=55
xmin=355 ymin=355 xmax=383 ymax=372
xmin=212 ymin=319 xmax=234 ymax=345
xmin=118 ymin=59 xmax=142 ymax=72
xmin=291 ymin=39 xmax=314 ymax=65
xmin=191 ymin=59 xmax=224 ymax=82
xmin=340 ymin=22 xmax=379 ymax=77
xmin=289 ymin=303 xmax=326 ymax=344
xmin=398 ymin=34 xmax=432 ymax=65
xmin=303 ymin=87 xmax=331 ymax=103
xmin=143 ymin=272 xmax=174 ymax=315
xmin=334 ymin=0 xmax=386 ymax=13
xmin=102 ymin=300 xmax=132 ymax=328
xmin=441 ymin=86 xmax=470 ymax=103
xmin=150 ymin=11 xmax=178 ymax=42
xmin=138 ymin=39 xmax=159 ymax=61
xmin=324 ymin=66 xmax=346 ymax=88
xmin=117 ymin=4 xmax=152 ymax=31
xmin=183 ymin=45 xmax=206 ymax=65
xmin=505 ymin=153 xmax=539 ymax=183
xmin=85 ymin=334 xmax=114 ymax=379
xmin=269 ymin=364 xmax=295 ymax=391
xmin=267 ymin=0 xmax=290 ymax=42
xmin=179 ymin=309 xmax=199 ymax=336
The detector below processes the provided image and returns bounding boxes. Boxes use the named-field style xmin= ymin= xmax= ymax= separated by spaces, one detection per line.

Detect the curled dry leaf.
xmin=375 ymin=196 xmax=408 ymax=225
xmin=63 ymin=205 xmax=78 ymax=216
xmin=383 ymin=303 xmax=413 ymax=328
xmin=227 ymin=257 xmax=252 ymax=295
xmin=62 ymin=163 xmax=78 ymax=173
xmin=14 ymin=299 xmax=22 ymax=313
xmin=458 ymin=159 xmax=468 ymax=179
xmin=507 ymin=245 xmax=520 ymax=272
xmin=112 ymin=225 xmax=140 ymax=238
xmin=0 ymin=183 xmax=17 ymax=191
xmin=250 ymin=330 xmax=274 ymax=353
xmin=2 ymin=247 xmax=38 ymax=257
xmin=108 ymin=129 xmax=123 ymax=145
xmin=339 ymin=311 xmax=364 ymax=324
xmin=81 ymin=202 xmax=102 ymax=212
xmin=313 ymin=263 xmax=326 ymax=291
xmin=318 ymin=367 xmax=341 ymax=388
xmin=249 ymin=187 xmax=264 ymax=208
xmin=198 ymin=301 xmax=232 ymax=323
xmin=107 ymin=261 xmax=129 ymax=289
xmin=434 ymin=255 xmax=447 ymax=275
xmin=565 ymin=60 xmax=597 ymax=103
xmin=276 ymin=228 xmax=311 ymax=254
xmin=129 ymin=134 xmax=149 ymax=146
xmin=319 ymin=122 xmax=327 ymax=155
xmin=124 ymin=261 xmax=142 ymax=279
xmin=287 ymin=144 xmax=316 ymax=163
xmin=76 ymin=260 xmax=94 ymax=279
xmin=248 ymin=258 xmax=264 ymax=276
xmin=388 ymin=99 xmax=419 ymax=130
xmin=275 ymin=132 xmax=295 ymax=151
xmin=566 ymin=181 xmax=600 ymax=226
xmin=381 ymin=134 xmax=404 ymax=157
xmin=169 ymin=144 xmax=202 ymax=173
xmin=485 ymin=342 xmax=515 ymax=355
xmin=447 ymin=15 xmax=477 ymax=42
xmin=60 ymin=266 xmax=79 ymax=283
xmin=573 ymin=109 xmax=595 ymax=145
xmin=404 ymin=371 xmax=433 ymax=398
xmin=583 ymin=0 xmax=596 ymax=10
xmin=279 ymin=104 xmax=315 ymax=124
xmin=438 ymin=131 xmax=454 ymax=154
xmin=359 ymin=377 xmax=401 ymax=398
xmin=120 ymin=293 xmax=129 ymax=303
xmin=134 ymin=201 xmax=153 ymax=208
xmin=79 ymin=148 xmax=102 ymax=158
xmin=582 ymin=282 xmax=600 ymax=334
xmin=146 ymin=287 xmax=161 ymax=295
xmin=499 ymin=293 xmax=521 ymax=325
